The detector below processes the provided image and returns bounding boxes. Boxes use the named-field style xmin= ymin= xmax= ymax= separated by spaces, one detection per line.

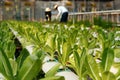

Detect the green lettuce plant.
xmin=68 ymin=48 xmax=87 ymax=80
xmin=2 ymin=20 xmax=120 ymax=80
xmin=0 ymin=47 xmax=43 ymax=80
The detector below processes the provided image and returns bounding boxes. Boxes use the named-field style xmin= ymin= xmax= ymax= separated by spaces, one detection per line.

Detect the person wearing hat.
xmin=45 ymin=7 xmax=51 ymax=21
xmin=54 ymin=4 xmax=68 ymax=23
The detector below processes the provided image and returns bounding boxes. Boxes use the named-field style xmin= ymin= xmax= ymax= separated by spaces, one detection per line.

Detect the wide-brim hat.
xmin=53 ymin=4 xmax=58 ymax=9
xmin=45 ymin=7 xmax=51 ymax=11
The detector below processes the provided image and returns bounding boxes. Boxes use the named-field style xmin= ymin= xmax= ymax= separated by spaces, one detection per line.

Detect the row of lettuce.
xmin=0 ymin=21 xmax=64 ymax=80
xmin=0 ymin=20 xmax=120 ymax=80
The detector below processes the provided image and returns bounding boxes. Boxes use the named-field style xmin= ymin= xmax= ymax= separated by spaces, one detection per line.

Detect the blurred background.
xmin=0 ymin=0 xmax=119 ymax=22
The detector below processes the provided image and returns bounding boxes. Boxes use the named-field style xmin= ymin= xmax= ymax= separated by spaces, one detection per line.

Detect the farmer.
xmin=54 ymin=4 xmax=69 ymax=23
xmin=45 ymin=7 xmax=51 ymax=21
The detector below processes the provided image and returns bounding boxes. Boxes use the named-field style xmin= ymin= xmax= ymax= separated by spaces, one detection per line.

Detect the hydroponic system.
xmin=0 ymin=19 xmax=120 ymax=80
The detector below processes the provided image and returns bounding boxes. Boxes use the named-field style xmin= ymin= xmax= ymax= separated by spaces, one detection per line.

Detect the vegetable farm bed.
xmin=0 ymin=20 xmax=120 ymax=80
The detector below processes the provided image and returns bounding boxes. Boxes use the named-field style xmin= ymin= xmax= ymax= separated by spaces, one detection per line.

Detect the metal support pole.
xmin=0 ymin=1 xmax=4 ymax=21
xmin=72 ymin=0 xmax=75 ymax=24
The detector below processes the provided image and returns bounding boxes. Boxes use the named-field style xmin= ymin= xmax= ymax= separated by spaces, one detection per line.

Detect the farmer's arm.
xmin=56 ymin=8 xmax=62 ymax=19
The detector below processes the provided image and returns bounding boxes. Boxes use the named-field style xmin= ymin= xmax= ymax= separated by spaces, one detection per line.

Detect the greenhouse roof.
xmin=2 ymin=0 xmax=114 ymax=1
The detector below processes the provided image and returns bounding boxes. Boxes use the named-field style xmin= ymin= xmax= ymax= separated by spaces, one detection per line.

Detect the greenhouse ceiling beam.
xmin=1 ymin=0 xmax=115 ymax=1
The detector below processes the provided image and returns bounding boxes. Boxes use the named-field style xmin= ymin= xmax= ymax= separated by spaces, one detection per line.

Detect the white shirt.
xmin=58 ymin=6 xmax=68 ymax=14
xmin=56 ymin=6 xmax=68 ymax=18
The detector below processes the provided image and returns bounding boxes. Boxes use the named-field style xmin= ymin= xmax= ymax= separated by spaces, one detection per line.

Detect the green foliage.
xmin=102 ymin=71 xmax=116 ymax=80
xmin=3 ymin=40 xmax=16 ymax=58
xmin=83 ymin=20 xmax=92 ymax=27
xmin=85 ymin=55 xmax=101 ymax=80
xmin=94 ymin=17 xmax=114 ymax=29
xmin=1 ymin=20 xmax=120 ymax=80
xmin=0 ymin=47 xmax=45 ymax=80
xmin=0 ymin=48 xmax=14 ymax=80
xmin=73 ymin=48 xmax=87 ymax=79
xmin=101 ymin=48 xmax=114 ymax=72
xmin=16 ymin=48 xmax=29 ymax=69
xmin=17 ymin=54 xmax=42 ymax=80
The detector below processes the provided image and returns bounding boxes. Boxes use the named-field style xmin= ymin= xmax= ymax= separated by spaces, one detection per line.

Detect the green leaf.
xmin=79 ymin=48 xmax=87 ymax=78
xmin=73 ymin=50 xmax=80 ymax=71
xmin=0 ymin=58 xmax=7 ymax=78
xmin=0 ymin=48 xmax=14 ymax=80
xmin=40 ymin=76 xmax=65 ymax=80
xmin=43 ymin=45 xmax=53 ymax=56
xmin=81 ymin=30 xmax=89 ymax=48
xmin=97 ymin=30 xmax=105 ymax=50
xmin=88 ymin=38 xmax=96 ymax=49
xmin=107 ymin=32 xmax=115 ymax=48
xmin=3 ymin=40 xmax=16 ymax=58
xmin=74 ymin=48 xmax=86 ymax=77
xmin=62 ymin=42 xmax=72 ymax=66
xmin=102 ymin=71 xmax=116 ymax=80
xmin=81 ymin=35 xmax=88 ymax=48
xmin=9 ymin=58 xmax=17 ymax=76
xmin=114 ymin=48 xmax=120 ymax=58
xmin=33 ymin=49 xmax=45 ymax=61
xmin=85 ymin=55 xmax=101 ymax=80
xmin=17 ymin=54 xmax=42 ymax=80
xmin=45 ymin=63 xmax=61 ymax=77
xmin=16 ymin=48 xmax=29 ymax=69
xmin=46 ymin=34 xmax=55 ymax=50
xmin=115 ymin=70 xmax=120 ymax=80
xmin=69 ymin=29 xmax=78 ymax=46
xmin=101 ymin=48 xmax=114 ymax=72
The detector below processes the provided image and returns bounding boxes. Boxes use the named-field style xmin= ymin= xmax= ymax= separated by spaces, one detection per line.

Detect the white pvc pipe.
xmin=69 ymin=9 xmax=120 ymax=15
xmin=114 ymin=57 xmax=120 ymax=63
xmin=42 ymin=61 xmax=59 ymax=73
xmin=56 ymin=71 xmax=79 ymax=80
xmin=110 ymin=66 xmax=118 ymax=74
xmin=25 ymin=45 xmax=34 ymax=54
xmin=0 ymin=74 xmax=5 ymax=80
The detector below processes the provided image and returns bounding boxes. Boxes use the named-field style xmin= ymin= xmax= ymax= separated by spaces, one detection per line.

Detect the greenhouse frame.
xmin=0 ymin=0 xmax=120 ymax=22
